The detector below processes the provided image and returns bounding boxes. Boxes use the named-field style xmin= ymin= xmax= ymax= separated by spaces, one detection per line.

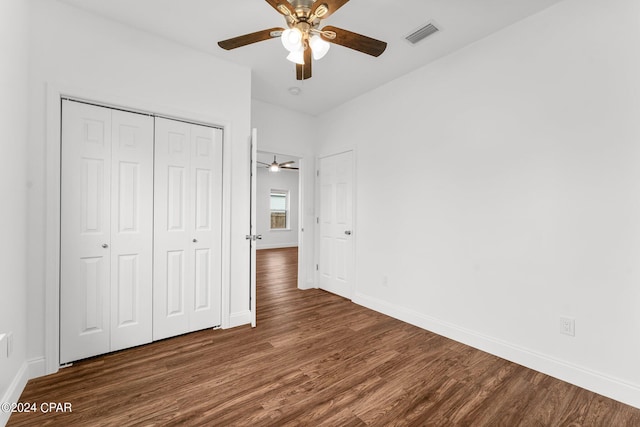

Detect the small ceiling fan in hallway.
xmin=259 ymin=156 xmax=299 ymax=172
xmin=218 ymin=0 xmax=387 ymax=80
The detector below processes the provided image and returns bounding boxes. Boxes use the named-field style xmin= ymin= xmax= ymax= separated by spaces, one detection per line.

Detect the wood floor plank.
xmin=8 ymin=247 xmax=640 ymax=426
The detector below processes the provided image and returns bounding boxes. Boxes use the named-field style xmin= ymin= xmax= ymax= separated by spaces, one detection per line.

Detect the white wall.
xmin=256 ymin=166 xmax=299 ymax=249
xmin=0 ymin=0 xmax=30 ymax=424
xmin=251 ymin=100 xmax=316 ymax=288
xmin=27 ymin=0 xmax=252 ymax=377
xmin=316 ymin=0 xmax=640 ymax=408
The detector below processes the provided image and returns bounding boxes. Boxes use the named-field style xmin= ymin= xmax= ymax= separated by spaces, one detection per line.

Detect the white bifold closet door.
xmin=153 ymin=117 xmax=223 ymax=341
xmin=60 ymin=100 xmax=154 ymax=364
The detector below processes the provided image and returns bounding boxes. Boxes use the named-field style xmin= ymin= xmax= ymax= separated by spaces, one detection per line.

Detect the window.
xmin=270 ymin=190 xmax=289 ymax=230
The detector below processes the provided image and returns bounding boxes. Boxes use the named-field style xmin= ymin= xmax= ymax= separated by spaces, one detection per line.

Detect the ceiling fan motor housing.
xmin=292 ymin=0 xmax=315 ymax=15
xmin=287 ymin=0 xmax=325 ymax=26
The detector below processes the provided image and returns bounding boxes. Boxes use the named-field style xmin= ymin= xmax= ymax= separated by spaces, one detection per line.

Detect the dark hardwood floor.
xmin=9 ymin=247 xmax=640 ymax=426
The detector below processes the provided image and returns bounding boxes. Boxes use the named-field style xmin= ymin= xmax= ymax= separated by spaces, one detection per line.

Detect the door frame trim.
xmin=44 ymin=83 xmax=233 ymax=375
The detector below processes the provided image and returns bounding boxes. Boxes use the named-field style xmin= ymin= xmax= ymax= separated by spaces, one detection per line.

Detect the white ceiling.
xmin=58 ymin=0 xmax=564 ymax=116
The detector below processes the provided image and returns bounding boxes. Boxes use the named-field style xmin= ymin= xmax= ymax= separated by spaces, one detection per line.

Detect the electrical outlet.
xmin=6 ymin=332 xmax=13 ymax=357
xmin=560 ymin=317 xmax=575 ymax=337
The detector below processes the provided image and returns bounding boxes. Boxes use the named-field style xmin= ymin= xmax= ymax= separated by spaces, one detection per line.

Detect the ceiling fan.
xmin=259 ymin=156 xmax=299 ymax=172
xmin=218 ymin=0 xmax=387 ymax=80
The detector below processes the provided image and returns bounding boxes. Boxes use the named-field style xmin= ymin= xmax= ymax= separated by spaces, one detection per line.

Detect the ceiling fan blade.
xmin=218 ymin=27 xmax=284 ymax=50
xmin=279 ymin=161 xmax=295 ymax=166
xmin=311 ymin=0 xmax=350 ymax=20
xmin=296 ymin=48 xmax=312 ymax=80
xmin=281 ymin=166 xmax=299 ymax=170
xmin=257 ymin=161 xmax=271 ymax=166
xmin=321 ymin=26 xmax=387 ymax=57
xmin=264 ymin=0 xmax=297 ymax=18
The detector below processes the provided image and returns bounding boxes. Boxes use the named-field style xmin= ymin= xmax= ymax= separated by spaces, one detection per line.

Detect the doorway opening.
xmin=255 ymin=150 xmax=302 ymax=299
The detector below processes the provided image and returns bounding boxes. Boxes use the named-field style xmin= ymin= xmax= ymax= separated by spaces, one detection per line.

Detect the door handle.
xmin=256 ymin=235 xmax=263 ymax=240
xmin=102 ymin=243 xmax=109 ymax=248
xmin=192 ymin=238 xmax=198 ymax=243
xmin=344 ymin=230 xmax=352 ymax=236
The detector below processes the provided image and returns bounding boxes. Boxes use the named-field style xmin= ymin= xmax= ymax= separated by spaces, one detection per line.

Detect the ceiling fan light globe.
xmin=281 ymin=28 xmax=303 ymax=52
xmin=286 ymin=49 xmax=305 ymax=65
xmin=270 ymin=164 xmax=280 ymax=172
xmin=310 ymin=35 xmax=330 ymax=60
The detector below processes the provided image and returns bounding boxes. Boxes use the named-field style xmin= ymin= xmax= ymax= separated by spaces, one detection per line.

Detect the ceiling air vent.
xmin=405 ymin=22 xmax=440 ymax=45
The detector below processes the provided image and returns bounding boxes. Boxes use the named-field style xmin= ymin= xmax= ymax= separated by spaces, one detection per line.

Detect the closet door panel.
xmin=153 ymin=118 xmax=192 ymax=340
xmin=110 ymin=110 xmax=154 ymax=351
xmin=190 ymin=125 xmax=223 ymax=330
xmin=60 ymin=101 xmax=112 ymax=364
xmin=193 ymin=248 xmax=211 ymax=311
xmin=166 ymin=250 xmax=186 ymax=315
xmin=154 ymin=119 xmax=223 ymax=338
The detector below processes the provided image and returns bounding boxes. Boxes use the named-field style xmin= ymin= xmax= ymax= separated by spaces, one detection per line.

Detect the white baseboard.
xmin=353 ymin=292 xmax=640 ymax=410
xmin=228 ymin=310 xmax=252 ymax=329
xmin=256 ymin=243 xmax=298 ymax=250
xmin=27 ymin=357 xmax=46 ymax=380
xmin=0 ymin=361 xmax=29 ymax=427
xmin=298 ymin=280 xmax=316 ymax=291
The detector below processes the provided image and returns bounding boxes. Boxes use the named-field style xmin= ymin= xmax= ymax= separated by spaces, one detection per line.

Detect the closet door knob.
xmin=193 ymin=238 xmax=198 ymax=243
xmin=102 ymin=243 xmax=109 ymax=248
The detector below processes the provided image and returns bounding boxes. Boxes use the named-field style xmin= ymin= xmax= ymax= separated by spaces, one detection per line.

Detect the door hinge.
xmin=316 ymin=264 xmax=319 ymax=271
xmin=316 ymin=217 xmax=319 ymax=224
xmin=316 ymin=170 xmax=320 ymax=177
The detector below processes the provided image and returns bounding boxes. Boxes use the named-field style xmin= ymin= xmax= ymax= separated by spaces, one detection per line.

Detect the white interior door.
xmin=61 ymin=101 xmax=111 ymax=364
xmin=250 ymin=128 xmax=258 ymax=327
xmin=190 ymin=123 xmax=223 ymax=331
xmin=153 ymin=118 xmax=190 ymax=339
xmin=60 ymin=100 xmax=153 ymax=364
xmin=109 ymin=110 xmax=154 ymax=352
xmin=153 ymin=117 xmax=223 ymax=341
xmin=318 ymin=151 xmax=354 ymax=299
